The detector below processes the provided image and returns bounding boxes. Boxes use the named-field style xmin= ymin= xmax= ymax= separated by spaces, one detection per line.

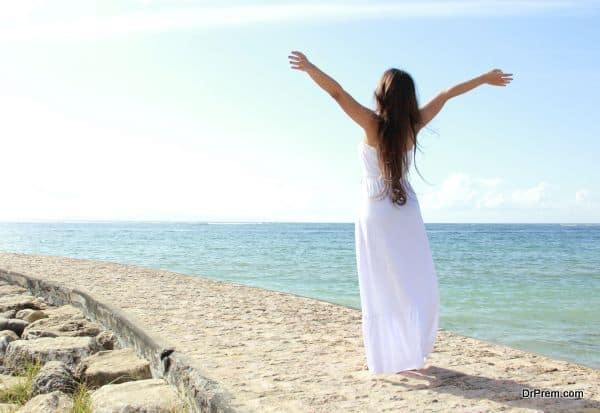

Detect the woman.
xmin=289 ymin=51 xmax=513 ymax=374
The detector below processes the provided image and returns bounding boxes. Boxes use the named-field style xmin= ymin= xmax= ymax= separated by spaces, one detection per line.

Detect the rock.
xmin=0 ymin=311 xmax=16 ymax=319
xmin=0 ymin=330 xmax=19 ymax=340
xmin=90 ymin=379 xmax=186 ymax=413
xmin=75 ymin=348 xmax=152 ymax=388
xmin=17 ymin=391 xmax=73 ymax=412
xmin=96 ymin=330 xmax=119 ymax=350
xmin=4 ymin=336 xmax=100 ymax=373
xmin=0 ymin=331 xmax=19 ymax=361
xmin=20 ymin=305 xmax=99 ymax=340
xmin=0 ymin=285 xmax=27 ymax=296
xmin=21 ymin=316 xmax=102 ymax=340
xmin=0 ymin=373 xmax=23 ymax=392
xmin=0 ymin=294 xmax=46 ymax=313
xmin=0 ymin=318 xmax=29 ymax=337
xmin=31 ymin=361 xmax=78 ymax=396
xmin=15 ymin=309 xmax=48 ymax=324
xmin=0 ymin=403 xmax=19 ymax=412
xmin=43 ymin=305 xmax=83 ymax=321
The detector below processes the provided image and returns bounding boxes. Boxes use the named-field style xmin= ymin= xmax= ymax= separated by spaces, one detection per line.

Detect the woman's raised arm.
xmin=418 ymin=69 xmax=513 ymax=131
xmin=289 ymin=51 xmax=377 ymax=133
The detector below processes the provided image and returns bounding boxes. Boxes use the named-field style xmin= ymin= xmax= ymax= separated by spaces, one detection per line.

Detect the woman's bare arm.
xmin=418 ymin=69 xmax=513 ymax=131
xmin=288 ymin=51 xmax=377 ymax=133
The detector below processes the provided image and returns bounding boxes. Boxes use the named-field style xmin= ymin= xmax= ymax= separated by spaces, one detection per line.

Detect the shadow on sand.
xmin=376 ymin=365 xmax=599 ymax=412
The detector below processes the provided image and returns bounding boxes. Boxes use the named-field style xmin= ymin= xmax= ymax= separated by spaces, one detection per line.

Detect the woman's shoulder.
xmin=362 ymin=134 xmax=380 ymax=152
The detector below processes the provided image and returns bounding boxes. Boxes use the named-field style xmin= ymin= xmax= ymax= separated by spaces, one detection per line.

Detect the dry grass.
xmin=0 ymin=359 xmax=42 ymax=406
xmin=70 ymin=382 xmax=92 ymax=413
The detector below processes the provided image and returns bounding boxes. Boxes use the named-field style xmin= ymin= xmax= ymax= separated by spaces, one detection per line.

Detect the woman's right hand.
xmin=288 ymin=51 xmax=315 ymax=72
xmin=483 ymin=69 xmax=513 ymax=86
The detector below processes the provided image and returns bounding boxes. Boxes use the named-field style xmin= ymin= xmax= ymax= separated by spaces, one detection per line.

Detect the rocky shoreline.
xmin=0 ymin=280 xmax=188 ymax=412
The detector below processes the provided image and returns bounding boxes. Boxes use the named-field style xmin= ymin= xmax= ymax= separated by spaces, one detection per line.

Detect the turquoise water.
xmin=0 ymin=222 xmax=598 ymax=369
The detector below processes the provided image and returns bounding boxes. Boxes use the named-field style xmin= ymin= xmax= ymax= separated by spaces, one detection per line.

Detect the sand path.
xmin=0 ymin=252 xmax=598 ymax=412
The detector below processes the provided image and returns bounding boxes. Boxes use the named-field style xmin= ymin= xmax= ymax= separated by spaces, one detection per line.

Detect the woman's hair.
xmin=373 ymin=68 xmax=423 ymax=206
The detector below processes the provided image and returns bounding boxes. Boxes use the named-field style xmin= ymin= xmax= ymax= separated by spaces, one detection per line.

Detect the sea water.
xmin=0 ymin=222 xmax=598 ymax=368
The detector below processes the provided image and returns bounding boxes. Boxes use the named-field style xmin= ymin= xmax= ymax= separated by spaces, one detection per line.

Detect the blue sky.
xmin=1 ymin=1 xmax=599 ymax=223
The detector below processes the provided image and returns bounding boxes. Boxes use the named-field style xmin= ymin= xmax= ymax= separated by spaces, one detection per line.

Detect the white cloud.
xmin=575 ymin=188 xmax=591 ymax=204
xmin=511 ymin=182 xmax=549 ymax=208
xmin=0 ymin=1 xmax=585 ymax=41
xmin=420 ymin=173 xmax=551 ymax=210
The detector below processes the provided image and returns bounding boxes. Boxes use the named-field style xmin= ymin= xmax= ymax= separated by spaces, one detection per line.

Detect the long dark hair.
xmin=373 ymin=68 xmax=423 ymax=206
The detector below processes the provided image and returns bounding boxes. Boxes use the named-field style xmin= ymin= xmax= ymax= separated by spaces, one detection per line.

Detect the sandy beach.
xmin=0 ymin=252 xmax=598 ymax=412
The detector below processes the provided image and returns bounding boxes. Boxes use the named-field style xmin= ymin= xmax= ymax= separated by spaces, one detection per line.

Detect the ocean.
xmin=0 ymin=222 xmax=598 ymax=369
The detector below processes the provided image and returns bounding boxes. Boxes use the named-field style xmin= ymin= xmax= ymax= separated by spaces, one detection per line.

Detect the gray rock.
xmin=15 ymin=309 xmax=48 ymax=324
xmin=0 ymin=330 xmax=19 ymax=340
xmin=17 ymin=390 xmax=73 ymax=412
xmin=31 ymin=361 xmax=78 ymax=396
xmin=4 ymin=336 xmax=100 ymax=373
xmin=0 ymin=318 xmax=28 ymax=337
xmin=0 ymin=294 xmax=46 ymax=313
xmin=43 ymin=305 xmax=83 ymax=321
xmin=0 ymin=310 xmax=16 ymax=319
xmin=21 ymin=316 xmax=102 ymax=340
xmin=90 ymin=379 xmax=186 ymax=413
xmin=96 ymin=330 xmax=119 ymax=350
xmin=0 ymin=330 xmax=19 ymax=361
xmin=0 ymin=285 xmax=27 ymax=296
xmin=75 ymin=348 xmax=152 ymax=388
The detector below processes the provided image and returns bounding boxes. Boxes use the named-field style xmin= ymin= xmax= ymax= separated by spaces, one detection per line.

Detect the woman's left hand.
xmin=483 ymin=69 xmax=513 ymax=86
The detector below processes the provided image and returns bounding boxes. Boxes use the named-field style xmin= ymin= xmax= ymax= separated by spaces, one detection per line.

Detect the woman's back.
xmin=357 ymin=139 xmax=415 ymax=202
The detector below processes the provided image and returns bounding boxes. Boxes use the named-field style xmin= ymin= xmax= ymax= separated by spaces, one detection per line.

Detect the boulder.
xmin=4 ymin=336 xmax=100 ymax=373
xmin=0 ymin=373 xmax=23 ymax=392
xmin=43 ymin=305 xmax=83 ymax=320
xmin=0 ymin=311 xmax=16 ymax=319
xmin=20 ymin=305 xmax=99 ymax=340
xmin=96 ymin=330 xmax=119 ymax=350
xmin=90 ymin=379 xmax=186 ymax=413
xmin=0 ymin=318 xmax=29 ymax=337
xmin=75 ymin=348 xmax=151 ymax=388
xmin=0 ymin=331 xmax=19 ymax=361
xmin=17 ymin=390 xmax=73 ymax=412
xmin=0 ymin=295 xmax=46 ymax=313
xmin=0 ymin=285 xmax=27 ymax=296
xmin=21 ymin=316 xmax=102 ymax=340
xmin=31 ymin=361 xmax=77 ymax=396
xmin=15 ymin=309 xmax=48 ymax=324
xmin=0 ymin=331 xmax=19 ymax=340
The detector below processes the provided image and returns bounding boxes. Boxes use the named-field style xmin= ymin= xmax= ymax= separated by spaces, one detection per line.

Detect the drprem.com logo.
xmin=522 ymin=388 xmax=584 ymax=399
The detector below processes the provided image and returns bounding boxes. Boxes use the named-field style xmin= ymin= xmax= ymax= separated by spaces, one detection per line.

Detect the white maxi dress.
xmin=355 ymin=140 xmax=440 ymax=374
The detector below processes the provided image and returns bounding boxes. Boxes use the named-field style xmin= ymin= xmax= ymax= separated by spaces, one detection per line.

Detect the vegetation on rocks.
xmin=0 ymin=359 xmax=41 ymax=405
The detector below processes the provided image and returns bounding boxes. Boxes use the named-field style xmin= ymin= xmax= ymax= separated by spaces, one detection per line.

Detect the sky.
xmin=1 ymin=0 xmax=599 ymax=223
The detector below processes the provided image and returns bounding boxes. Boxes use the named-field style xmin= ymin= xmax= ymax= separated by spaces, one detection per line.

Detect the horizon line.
xmin=1 ymin=220 xmax=598 ymax=225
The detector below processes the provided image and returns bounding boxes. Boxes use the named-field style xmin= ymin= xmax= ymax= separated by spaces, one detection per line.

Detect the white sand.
xmin=0 ymin=252 xmax=598 ymax=412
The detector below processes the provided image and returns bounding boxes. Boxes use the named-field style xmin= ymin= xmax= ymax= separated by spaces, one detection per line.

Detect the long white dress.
xmin=354 ymin=140 xmax=440 ymax=374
